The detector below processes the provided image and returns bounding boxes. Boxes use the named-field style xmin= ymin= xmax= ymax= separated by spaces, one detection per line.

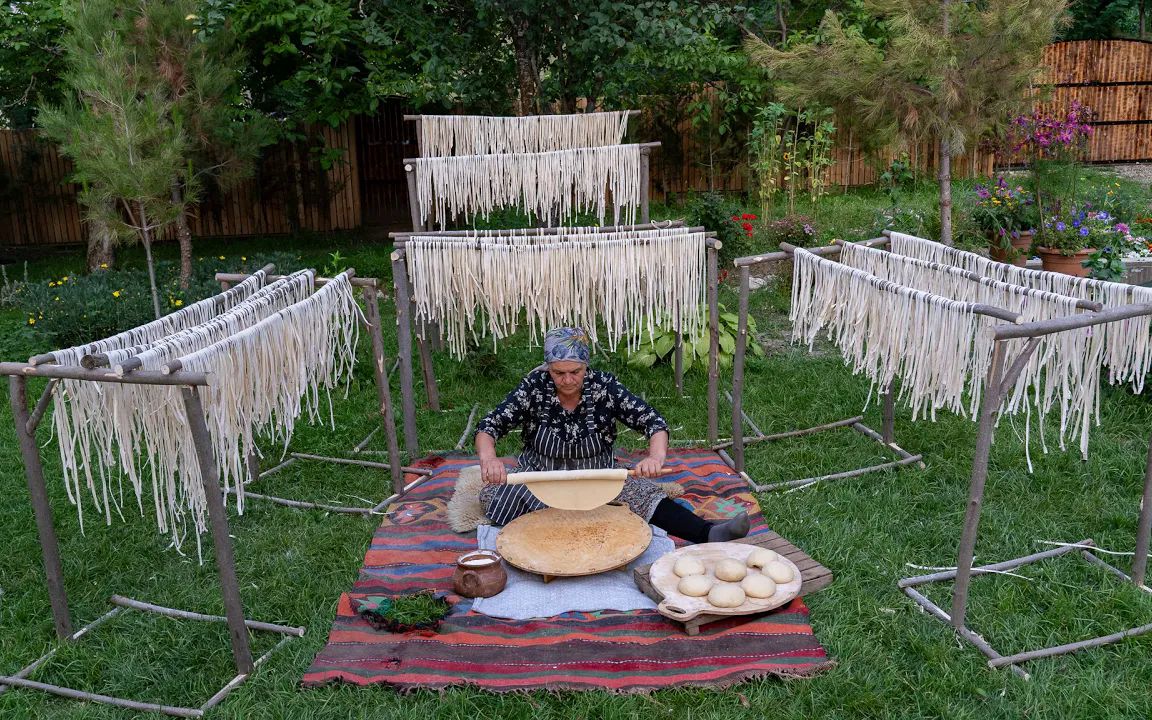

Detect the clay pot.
xmin=1037 ymin=247 xmax=1095 ymax=277
xmin=453 ymin=550 xmax=508 ymax=598
xmin=988 ymin=230 xmax=1033 ymax=267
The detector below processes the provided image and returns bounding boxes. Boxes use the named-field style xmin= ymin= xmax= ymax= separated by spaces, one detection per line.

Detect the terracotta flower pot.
xmin=1037 ymin=247 xmax=1095 ymax=277
xmin=988 ymin=230 xmax=1033 ymax=267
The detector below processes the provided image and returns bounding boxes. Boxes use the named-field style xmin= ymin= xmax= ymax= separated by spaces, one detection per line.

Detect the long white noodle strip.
xmin=417 ymin=111 xmax=630 ymax=157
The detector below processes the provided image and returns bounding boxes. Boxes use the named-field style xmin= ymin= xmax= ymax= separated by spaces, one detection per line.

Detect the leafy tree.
xmin=38 ymin=0 xmax=189 ymax=317
xmin=748 ymin=0 xmax=1068 ymax=245
xmin=0 ymin=1 xmax=67 ymax=128
xmin=1059 ymin=0 xmax=1142 ymax=39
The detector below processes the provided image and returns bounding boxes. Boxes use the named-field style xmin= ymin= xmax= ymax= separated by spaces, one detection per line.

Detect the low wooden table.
xmin=633 ymin=530 xmax=833 ymax=635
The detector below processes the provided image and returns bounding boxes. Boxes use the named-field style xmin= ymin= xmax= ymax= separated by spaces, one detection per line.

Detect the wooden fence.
xmin=3 ymin=41 xmax=1150 ymax=250
xmin=0 ymin=123 xmax=361 ymax=249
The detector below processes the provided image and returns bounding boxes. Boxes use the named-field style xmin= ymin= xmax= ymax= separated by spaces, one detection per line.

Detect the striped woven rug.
xmin=301 ymin=449 xmax=832 ymax=691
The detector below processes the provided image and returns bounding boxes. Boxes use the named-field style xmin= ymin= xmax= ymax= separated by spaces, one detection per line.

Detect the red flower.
xmin=741 ymin=213 xmax=758 ymax=220
xmin=730 ymin=215 xmax=740 ymax=221
xmin=741 ymin=222 xmax=754 ymax=233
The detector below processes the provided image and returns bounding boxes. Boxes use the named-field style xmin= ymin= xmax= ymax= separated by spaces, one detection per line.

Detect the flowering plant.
xmin=972 ymin=176 xmax=1037 ymax=240
xmin=729 ymin=212 xmax=758 ymax=239
xmin=1007 ymin=101 xmax=1094 ymax=161
xmin=1041 ymin=209 xmax=1128 ymax=254
xmin=761 ymin=214 xmax=818 ymax=247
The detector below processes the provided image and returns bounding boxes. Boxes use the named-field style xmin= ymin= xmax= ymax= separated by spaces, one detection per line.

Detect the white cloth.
xmin=471 ymin=524 xmax=674 ymax=620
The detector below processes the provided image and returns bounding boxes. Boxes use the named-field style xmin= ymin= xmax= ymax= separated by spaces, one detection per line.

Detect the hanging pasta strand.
xmin=889 ymin=231 xmax=1152 ymax=393
xmin=417 ymin=111 xmax=631 ymax=157
xmin=405 ymin=230 xmax=706 ymax=358
xmin=410 ymin=144 xmax=644 ymax=227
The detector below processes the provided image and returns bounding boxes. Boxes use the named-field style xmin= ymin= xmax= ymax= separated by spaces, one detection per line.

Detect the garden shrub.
xmin=760 ymin=214 xmax=819 ymax=248
xmin=685 ymin=191 xmax=752 ymax=266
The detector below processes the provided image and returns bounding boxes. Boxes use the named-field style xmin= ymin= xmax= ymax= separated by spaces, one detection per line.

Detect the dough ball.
xmin=746 ymin=548 xmax=779 ymax=569
xmin=677 ymin=575 xmax=714 ymax=597
xmin=714 ymin=558 xmax=748 ymax=582
xmin=765 ymin=560 xmax=795 ymax=583
xmin=741 ymin=573 xmax=778 ymax=599
xmin=707 ymin=584 xmax=746 ymax=608
xmin=673 ymin=556 xmax=706 ymax=578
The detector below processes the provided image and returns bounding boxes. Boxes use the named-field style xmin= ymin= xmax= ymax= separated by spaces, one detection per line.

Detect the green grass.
xmin=4 ymin=196 xmax=1152 ymax=718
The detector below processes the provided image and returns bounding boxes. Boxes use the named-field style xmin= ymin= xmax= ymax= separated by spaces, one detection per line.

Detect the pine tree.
xmin=747 ymin=0 xmax=1068 ymax=245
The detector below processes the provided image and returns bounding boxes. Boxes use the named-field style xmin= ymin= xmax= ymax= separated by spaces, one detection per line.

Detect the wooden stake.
xmin=756 ymin=455 xmax=923 ymax=492
xmin=404 ymin=164 xmax=425 ymax=232
xmin=8 ymin=375 xmax=72 ymax=640
xmin=361 ymin=286 xmax=403 ymax=492
xmin=712 ymin=415 xmax=864 ymax=451
xmin=456 ymin=404 xmax=480 ymax=450
xmin=391 ymin=251 xmax=420 ymax=457
xmin=180 ymin=387 xmax=254 ymax=674
xmin=640 ymin=148 xmax=651 ymax=223
xmin=289 ymin=452 xmax=432 ymax=475
xmin=416 ymin=316 xmax=441 ymax=411
xmin=673 ymin=331 xmax=683 ymax=396
xmin=706 ymin=244 xmax=720 ymax=444
xmin=25 ymin=378 xmax=59 ymax=435
xmin=881 ymin=388 xmax=896 ymax=444
xmin=730 ymin=266 xmax=751 ymax=473
xmin=1132 ymin=427 xmax=1152 ymax=585
xmin=950 ymin=340 xmax=1008 ymax=629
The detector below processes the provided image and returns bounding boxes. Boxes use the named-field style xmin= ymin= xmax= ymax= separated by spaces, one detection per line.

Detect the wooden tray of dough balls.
xmin=647 ymin=542 xmax=803 ymax=629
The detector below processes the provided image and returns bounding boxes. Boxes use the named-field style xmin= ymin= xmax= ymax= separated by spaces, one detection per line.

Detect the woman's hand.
xmin=633 ymin=454 xmax=665 ymax=478
xmin=480 ymin=458 xmax=508 ymax=485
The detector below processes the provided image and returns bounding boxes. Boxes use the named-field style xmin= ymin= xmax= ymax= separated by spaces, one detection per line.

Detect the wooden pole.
xmin=402 ymin=110 xmax=643 ymax=121
xmin=289 ymin=452 xmax=433 ymax=475
xmin=0 ymin=677 xmax=203 ymax=718
xmin=456 ymin=404 xmax=480 ymax=450
xmin=361 ymin=286 xmax=404 ymax=492
xmin=390 ymin=220 xmax=688 ymax=240
xmin=9 ymin=375 xmax=73 ymax=640
xmin=109 ymin=595 xmax=304 ymax=636
xmin=404 ymin=165 xmax=425 ymax=232
xmin=673 ymin=332 xmax=684 ymax=397
xmin=706 ymin=244 xmax=720 ymax=444
xmin=881 ymin=387 xmax=896 ymax=444
xmin=0 ymin=363 xmax=209 ymax=386
xmin=988 ymin=622 xmax=1152 ymax=668
xmin=180 ymin=386 xmax=254 ymax=674
xmin=26 ymin=378 xmax=59 ymax=434
xmin=730 ymin=266 xmax=751 ymax=473
xmin=712 ymin=415 xmax=864 ymax=451
xmin=1131 ymin=427 xmax=1152 ymax=585
xmin=416 ymin=316 xmax=441 ymax=411
xmin=401 ymin=141 xmax=661 ymax=165
xmin=949 ymin=340 xmax=1008 ymax=629
xmin=391 ymin=251 xmax=420 ymax=457
xmin=640 ymin=148 xmax=651 ymax=224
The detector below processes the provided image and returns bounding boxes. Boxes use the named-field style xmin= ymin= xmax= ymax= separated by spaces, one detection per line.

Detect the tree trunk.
xmin=137 ymin=202 xmax=163 ymax=320
xmin=776 ymin=1 xmax=788 ymax=45
xmin=939 ymin=136 xmax=953 ymax=246
xmin=510 ymin=19 xmax=538 ymax=115
xmin=938 ymin=0 xmax=953 ymax=247
xmin=85 ymin=215 xmax=116 ymax=272
xmin=171 ymin=183 xmax=194 ymax=290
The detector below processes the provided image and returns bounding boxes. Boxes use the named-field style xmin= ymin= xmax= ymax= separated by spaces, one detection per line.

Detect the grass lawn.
xmin=4 ymin=180 xmax=1152 ymax=719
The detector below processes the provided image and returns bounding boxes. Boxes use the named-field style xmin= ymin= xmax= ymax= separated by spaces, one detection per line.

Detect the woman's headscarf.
xmin=543 ymin=327 xmax=590 ymax=365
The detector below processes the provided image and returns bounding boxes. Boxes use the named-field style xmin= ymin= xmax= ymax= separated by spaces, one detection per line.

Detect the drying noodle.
xmin=409 ymin=144 xmax=643 ymax=227
xmin=889 ymin=232 xmax=1152 ymax=392
xmin=418 ymin=111 xmax=630 ymax=156
xmin=838 ymin=242 xmax=1101 ymax=457
xmin=47 ymin=271 xmax=359 ymax=554
xmin=405 ymin=229 xmax=706 ymax=358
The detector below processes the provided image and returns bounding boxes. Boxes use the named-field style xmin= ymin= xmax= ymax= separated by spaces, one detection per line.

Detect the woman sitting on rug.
xmin=475 ymin=327 xmax=749 ymax=544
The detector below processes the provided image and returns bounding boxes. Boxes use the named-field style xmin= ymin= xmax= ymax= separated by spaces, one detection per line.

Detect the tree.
xmin=135 ymin=2 xmax=270 ymax=288
xmin=748 ymin=0 xmax=1068 ymax=245
xmin=39 ymin=0 xmax=193 ymax=318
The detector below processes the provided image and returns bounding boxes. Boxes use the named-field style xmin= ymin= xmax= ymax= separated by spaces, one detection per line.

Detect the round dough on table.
xmin=741 ymin=573 xmax=777 ymax=599
xmin=714 ymin=558 xmax=747 ymax=582
xmin=677 ymin=575 xmax=714 ymax=597
xmin=765 ymin=560 xmax=795 ymax=583
xmin=673 ymin=556 xmax=706 ymax=578
xmin=746 ymin=548 xmax=779 ymax=569
xmin=707 ymin=584 xmax=746 ymax=608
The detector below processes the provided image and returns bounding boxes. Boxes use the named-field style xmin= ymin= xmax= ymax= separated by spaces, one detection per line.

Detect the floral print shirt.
xmin=476 ymin=367 xmax=669 ymax=472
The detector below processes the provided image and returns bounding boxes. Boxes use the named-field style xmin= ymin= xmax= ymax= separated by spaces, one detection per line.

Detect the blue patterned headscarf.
xmin=543 ymin=327 xmax=590 ymax=365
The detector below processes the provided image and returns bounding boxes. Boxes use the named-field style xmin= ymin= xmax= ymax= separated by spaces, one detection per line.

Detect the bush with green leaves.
xmin=15 ymin=252 xmax=301 ymax=348
xmin=626 ymin=304 xmax=764 ymax=375
xmin=761 ymin=214 xmax=819 ymax=248
xmin=685 ymin=191 xmax=750 ymax=266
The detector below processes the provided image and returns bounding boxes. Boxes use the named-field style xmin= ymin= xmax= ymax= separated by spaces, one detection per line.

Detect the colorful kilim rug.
xmin=301 ymin=449 xmax=832 ymax=691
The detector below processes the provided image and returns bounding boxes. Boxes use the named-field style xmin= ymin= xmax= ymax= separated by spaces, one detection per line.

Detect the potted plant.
xmin=972 ymin=177 xmax=1036 ymax=266
xmin=1037 ymin=209 xmax=1128 ymax=277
